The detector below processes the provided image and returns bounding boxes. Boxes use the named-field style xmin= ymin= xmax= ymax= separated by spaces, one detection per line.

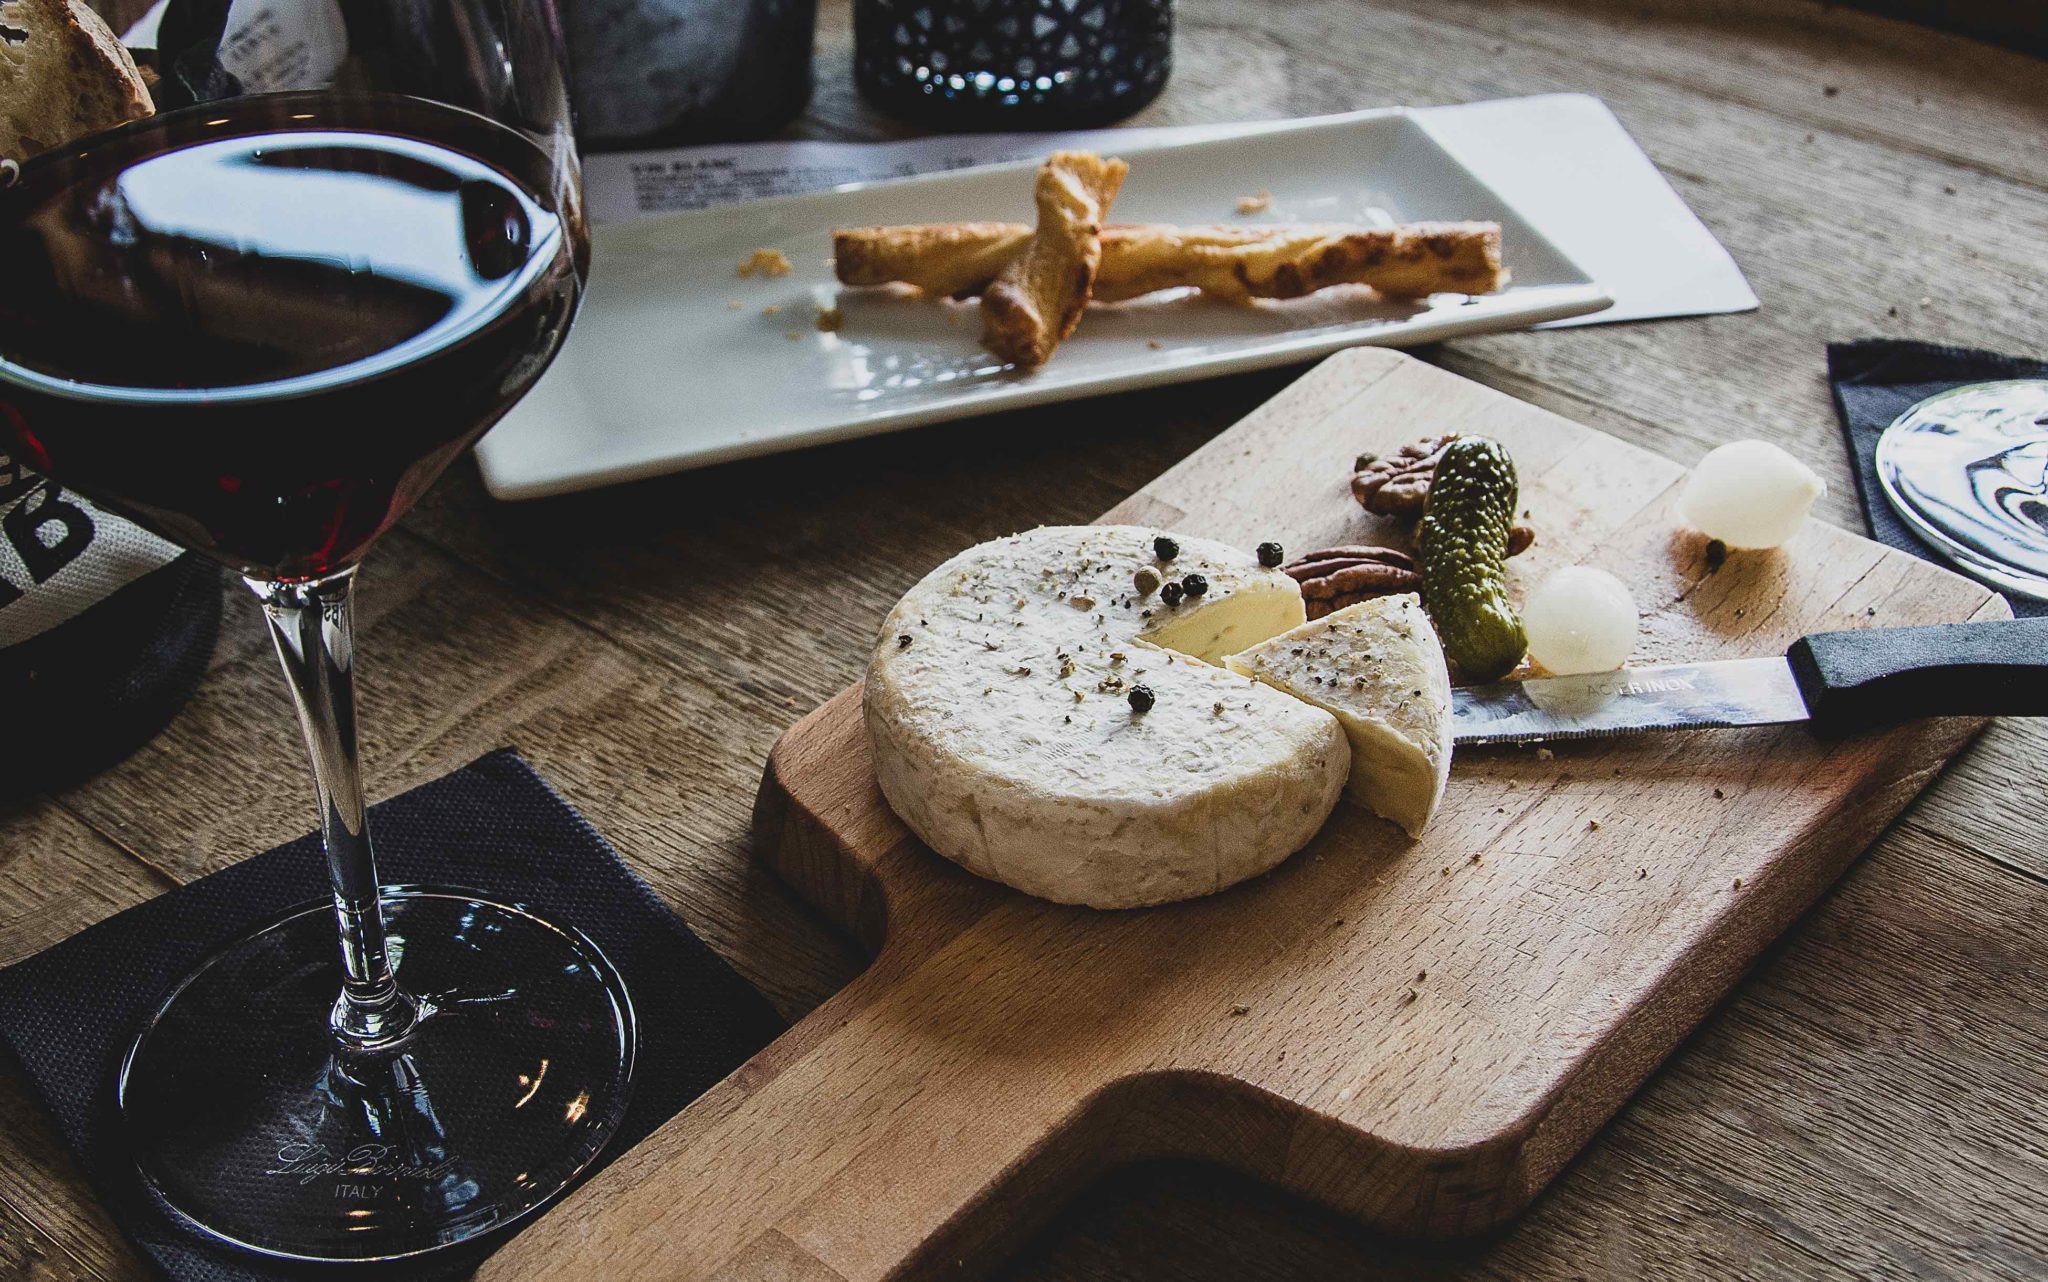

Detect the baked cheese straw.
xmin=832 ymin=220 xmax=1506 ymax=302
xmin=1097 ymin=222 xmax=1504 ymax=302
xmin=980 ymin=151 xmax=1128 ymax=367
xmin=834 ymin=221 xmax=1033 ymax=298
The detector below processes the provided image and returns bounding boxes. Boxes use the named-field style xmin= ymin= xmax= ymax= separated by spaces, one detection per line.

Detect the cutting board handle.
xmin=1787 ymin=617 xmax=2048 ymax=730
xmin=473 ymin=948 xmax=1128 ymax=1281
xmin=475 ymin=690 xmax=1159 ymax=1281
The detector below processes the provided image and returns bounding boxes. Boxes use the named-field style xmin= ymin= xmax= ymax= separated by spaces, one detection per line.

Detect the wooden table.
xmin=5 ymin=2 xmax=2045 ymax=1278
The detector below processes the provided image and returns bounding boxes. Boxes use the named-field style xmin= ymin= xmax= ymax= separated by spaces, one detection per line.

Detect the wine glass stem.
xmin=250 ymin=569 xmax=422 ymax=1052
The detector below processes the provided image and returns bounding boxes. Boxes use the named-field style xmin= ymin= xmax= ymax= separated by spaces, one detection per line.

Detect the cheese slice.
xmin=864 ymin=525 xmax=1348 ymax=909
xmin=1225 ymin=594 xmax=1453 ymax=837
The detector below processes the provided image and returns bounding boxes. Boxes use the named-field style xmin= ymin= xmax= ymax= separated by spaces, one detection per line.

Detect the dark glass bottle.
xmin=855 ymin=0 xmax=1171 ymax=130
xmin=0 ymin=459 xmax=220 ymax=799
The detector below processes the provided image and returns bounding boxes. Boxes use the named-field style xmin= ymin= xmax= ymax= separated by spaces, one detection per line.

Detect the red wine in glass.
xmin=0 ymin=87 xmax=636 ymax=1263
xmin=0 ymin=92 xmax=582 ymax=581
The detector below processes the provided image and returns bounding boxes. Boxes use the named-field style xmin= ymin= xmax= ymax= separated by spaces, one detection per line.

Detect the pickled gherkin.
xmin=1417 ymin=437 xmax=1527 ymax=682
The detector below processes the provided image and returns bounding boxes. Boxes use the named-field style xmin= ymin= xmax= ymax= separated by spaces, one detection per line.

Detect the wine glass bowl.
xmin=0 ymin=92 xmax=582 ymax=581
xmin=0 ymin=2 xmax=634 ymax=1261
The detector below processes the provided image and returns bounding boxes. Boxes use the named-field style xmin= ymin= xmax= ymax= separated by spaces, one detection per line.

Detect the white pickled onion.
xmin=1523 ymin=566 xmax=1638 ymax=675
xmin=1678 ymin=439 xmax=1826 ymax=550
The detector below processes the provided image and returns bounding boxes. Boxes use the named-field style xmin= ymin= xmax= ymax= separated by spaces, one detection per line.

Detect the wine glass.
xmin=0 ymin=0 xmax=633 ymax=1262
xmin=1876 ymin=380 xmax=2048 ymax=602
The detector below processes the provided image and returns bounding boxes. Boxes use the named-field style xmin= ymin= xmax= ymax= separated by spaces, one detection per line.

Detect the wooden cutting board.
xmin=478 ymin=349 xmax=2007 ymax=1282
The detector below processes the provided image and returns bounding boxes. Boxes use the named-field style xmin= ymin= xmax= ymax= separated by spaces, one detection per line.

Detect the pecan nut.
xmin=1351 ymin=434 xmax=1459 ymax=516
xmin=1283 ymin=545 xmax=1423 ymax=619
xmin=1285 ymin=532 xmax=1533 ymax=621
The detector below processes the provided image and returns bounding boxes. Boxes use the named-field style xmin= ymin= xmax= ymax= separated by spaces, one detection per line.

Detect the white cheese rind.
xmin=1224 ymin=594 xmax=1453 ymax=837
xmin=865 ymin=525 xmax=1347 ymax=909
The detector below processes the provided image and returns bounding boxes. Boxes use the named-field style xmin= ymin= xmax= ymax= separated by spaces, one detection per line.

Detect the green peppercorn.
xmin=1133 ymin=565 xmax=1162 ymax=595
xmin=1257 ymin=541 xmax=1284 ymax=568
xmin=1153 ymin=535 xmax=1179 ymax=561
xmin=1160 ymin=581 xmax=1185 ymax=607
xmin=1181 ymin=573 xmax=1209 ymax=597
xmin=1128 ymin=684 xmax=1156 ymax=713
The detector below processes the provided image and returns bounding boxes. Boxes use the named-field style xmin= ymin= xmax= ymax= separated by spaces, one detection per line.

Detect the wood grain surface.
xmin=3 ymin=2 xmax=2044 ymax=1279
xmin=467 ymin=349 xmax=2004 ymax=1280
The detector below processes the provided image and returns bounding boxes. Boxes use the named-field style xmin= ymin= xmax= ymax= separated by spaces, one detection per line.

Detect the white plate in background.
xmin=476 ymin=110 xmax=1611 ymax=499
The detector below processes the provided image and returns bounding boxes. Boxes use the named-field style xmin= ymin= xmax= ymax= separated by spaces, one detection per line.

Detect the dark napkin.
xmin=0 ymin=749 xmax=784 ymax=1281
xmin=1827 ymin=338 xmax=2048 ymax=619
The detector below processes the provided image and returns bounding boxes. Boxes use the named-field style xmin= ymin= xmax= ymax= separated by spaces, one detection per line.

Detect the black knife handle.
xmin=1786 ymin=617 xmax=2048 ymax=731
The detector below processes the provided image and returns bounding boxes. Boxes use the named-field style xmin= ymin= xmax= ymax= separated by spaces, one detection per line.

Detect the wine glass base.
xmin=1876 ymin=379 xmax=2048 ymax=603
xmin=117 ymin=887 xmax=635 ymax=1263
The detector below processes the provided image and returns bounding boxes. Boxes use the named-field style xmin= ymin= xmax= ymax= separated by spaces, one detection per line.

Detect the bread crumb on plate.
xmin=1236 ymin=190 xmax=1273 ymax=214
xmin=738 ymin=247 xmax=794 ymax=278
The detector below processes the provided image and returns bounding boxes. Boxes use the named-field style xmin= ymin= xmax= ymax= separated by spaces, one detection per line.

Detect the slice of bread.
xmin=1 ymin=0 xmax=153 ymax=163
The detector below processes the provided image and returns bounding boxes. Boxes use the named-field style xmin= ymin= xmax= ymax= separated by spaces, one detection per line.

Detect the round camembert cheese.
xmin=1224 ymin=594 xmax=1454 ymax=837
xmin=865 ymin=525 xmax=1349 ymax=908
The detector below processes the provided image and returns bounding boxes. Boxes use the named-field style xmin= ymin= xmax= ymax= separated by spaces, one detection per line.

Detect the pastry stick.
xmin=979 ymin=151 xmax=1128 ymax=367
xmin=1097 ymin=222 xmax=1504 ymax=301
xmin=832 ymin=220 xmax=1506 ymax=302
xmin=833 ymin=221 xmax=1033 ymax=299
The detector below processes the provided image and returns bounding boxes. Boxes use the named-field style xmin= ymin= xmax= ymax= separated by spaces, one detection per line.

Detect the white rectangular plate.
xmin=476 ymin=110 xmax=1611 ymax=499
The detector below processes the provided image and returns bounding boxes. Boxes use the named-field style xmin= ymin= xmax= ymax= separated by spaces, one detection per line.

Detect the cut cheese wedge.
xmin=1225 ymin=594 xmax=1453 ymax=837
xmin=864 ymin=525 xmax=1348 ymax=908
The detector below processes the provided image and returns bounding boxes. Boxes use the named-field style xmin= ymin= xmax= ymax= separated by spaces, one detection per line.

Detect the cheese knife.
xmin=1453 ymin=617 xmax=2048 ymax=746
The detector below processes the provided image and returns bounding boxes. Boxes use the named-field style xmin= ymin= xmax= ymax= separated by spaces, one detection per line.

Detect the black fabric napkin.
xmin=1827 ymin=338 xmax=2047 ymax=619
xmin=0 ymin=749 xmax=785 ymax=1281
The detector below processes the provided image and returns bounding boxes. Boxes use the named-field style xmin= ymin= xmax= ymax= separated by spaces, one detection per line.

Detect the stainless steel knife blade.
xmin=1452 ymin=656 xmax=1813 ymax=746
